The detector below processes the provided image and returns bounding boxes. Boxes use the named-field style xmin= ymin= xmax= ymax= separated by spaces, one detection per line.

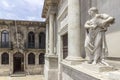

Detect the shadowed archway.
xmin=13 ymin=52 xmax=24 ymax=73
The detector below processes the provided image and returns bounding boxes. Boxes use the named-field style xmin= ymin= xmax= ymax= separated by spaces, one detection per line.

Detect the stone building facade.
xmin=0 ymin=19 xmax=45 ymax=75
xmin=42 ymin=0 xmax=120 ymax=80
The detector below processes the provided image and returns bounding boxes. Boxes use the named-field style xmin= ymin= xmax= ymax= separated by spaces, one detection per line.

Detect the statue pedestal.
xmin=81 ymin=62 xmax=116 ymax=72
xmin=109 ymin=70 xmax=120 ymax=80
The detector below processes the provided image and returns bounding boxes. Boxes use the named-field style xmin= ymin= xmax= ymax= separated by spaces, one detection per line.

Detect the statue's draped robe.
xmin=85 ymin=14 xmax=109 ymax=61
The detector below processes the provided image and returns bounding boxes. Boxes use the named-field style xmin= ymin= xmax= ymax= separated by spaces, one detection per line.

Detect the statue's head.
xmin=88 ymin=7 xmax=98 ymax=17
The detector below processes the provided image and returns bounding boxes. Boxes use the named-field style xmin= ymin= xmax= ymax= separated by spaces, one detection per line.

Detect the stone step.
xmin=10 ymin=72 xmax=26 ymax=77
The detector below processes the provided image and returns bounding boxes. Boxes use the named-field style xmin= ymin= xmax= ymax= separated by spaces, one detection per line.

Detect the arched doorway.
xmin=13 ymin=52 xmax=24 ymax=72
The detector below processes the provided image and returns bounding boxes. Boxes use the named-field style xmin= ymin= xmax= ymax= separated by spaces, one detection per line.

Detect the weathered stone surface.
xmin=81 ymin=62 xmax=116 ymax=72
xmin=61 ymin=63 xmax=99 ymax=80
xmin=0 ymin=75 xmax=44 ymax=80
xmin=0 ymin=19 xmax=46 ymax=75
xmin=109 ymin=71 xmax=120 ymax=80
xmin=44 ymin=55 xmax=58 ymax=80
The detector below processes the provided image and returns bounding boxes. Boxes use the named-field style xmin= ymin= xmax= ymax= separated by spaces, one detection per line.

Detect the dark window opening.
xmin=39 ymin=32 xmax=45 ymax=49
xmin=1 ymin=30 xmax=9 ymax=48
xmin=62 ymin=33 xmax=68 ymax=59
xmin=28 ymin=32 xmax=35 ymax=48
xmin=28 ymin=53 xmax=35 ymax=64
xmin=1 ymin=53 xmax=9 ymax=64
xmin=39 ymin=53 xmax=45 ymax=64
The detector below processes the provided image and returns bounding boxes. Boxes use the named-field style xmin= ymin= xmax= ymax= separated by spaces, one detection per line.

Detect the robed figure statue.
xmin=84 ymin=7 xmax=115 ymax=65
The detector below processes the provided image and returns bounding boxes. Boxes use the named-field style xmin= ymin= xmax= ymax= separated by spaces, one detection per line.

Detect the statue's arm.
xmin=100 ymin=14 xmax=115 ymax=25
xmin=85 ymin=20 xmax=96 ymax=28
xmin=84 ymin=21 xmax=91 ymax=28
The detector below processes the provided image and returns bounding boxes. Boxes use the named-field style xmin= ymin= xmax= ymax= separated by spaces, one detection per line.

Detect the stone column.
xmin=66 ymin=0 xmax=84 ymax=61
xmin=35 ymin=32 xmax=39 ymax=49
xmin=49 ymin=13 xmax=54 ymax=55
xmin=46 ymin=23 xmax=49 ymax=54
xmin=10 ymin=52 xmax=13 ymax=74
xmin=44 ymin=6 xmax=58 ymax=80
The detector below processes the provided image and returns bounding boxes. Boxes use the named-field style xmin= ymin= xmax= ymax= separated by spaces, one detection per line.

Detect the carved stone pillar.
xmin=46 ymin=23 xmax=49 ymax=54
xmin=49 ymin=13 xmax=54 ymax=55
xmin=44 ymin=5 xmax=58 ymax=80
xmin=35 ymin=32 xmax=39 ymax=49
xmin=66 ymin=0 xmax=84 ymax=63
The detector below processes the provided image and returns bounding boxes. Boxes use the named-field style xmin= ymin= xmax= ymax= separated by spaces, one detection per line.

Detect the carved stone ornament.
xmin=13 ymin=31 xmax=24 ymax=51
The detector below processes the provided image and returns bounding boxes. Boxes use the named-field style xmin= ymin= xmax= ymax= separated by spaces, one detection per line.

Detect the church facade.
xmin=0 ymin=19 xmax=45 ymax=75
xmin=42 ymin=0 xmax=120 ymax=80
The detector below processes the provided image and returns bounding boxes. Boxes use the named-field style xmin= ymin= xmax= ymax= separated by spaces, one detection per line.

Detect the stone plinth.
xmin=109 ymin=70 xmax=120 ymax=80
xmin=81 ymin=62 xmax=116 ymax=72
xmin=44 ymin=55 xmax=58 ymax=80
xmin=61 ymin=61 xmax=120 ymax=80
xmin=63 ymin=59 xmax=85 ymax=65
xmin=61 ymin=62 xmax=99 ymax=80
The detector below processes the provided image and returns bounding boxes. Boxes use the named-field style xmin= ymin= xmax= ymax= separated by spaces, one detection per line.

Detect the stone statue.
xmin=84 ymin=7 xmax=115 ymax=65
xmin=13 ymin=31 xmax=25 ymax=52
xmin=17 ymin=32 xmax=25 ymax=50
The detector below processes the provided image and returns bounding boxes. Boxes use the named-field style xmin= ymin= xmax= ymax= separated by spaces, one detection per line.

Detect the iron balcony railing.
xmin=0 ymin=42 xmax=11 ymax=48
xmin=0 ymin=42 xmax=45 ymax=50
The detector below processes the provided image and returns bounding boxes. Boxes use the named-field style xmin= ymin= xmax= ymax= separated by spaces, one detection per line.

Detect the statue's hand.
xmin=102 ymin=17 xmax=115 ymax=27
xmin=109 ymin=17 xmax=115 ymax=24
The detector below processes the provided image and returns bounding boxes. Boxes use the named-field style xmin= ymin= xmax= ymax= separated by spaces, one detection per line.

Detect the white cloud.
xmin=0 ymin=12 xmax=19 ymax=20
xmin=26 ymin=16 xmax=45 ymax=21
xmin=1 ymin=0 xmax=15 ymax=8
xmin=6 ymin=13 xmax=18 ymax=19
xmin=23 ymin=0 xmax=44 ymax=8
xmin=0 ymin=0 xmax=44 ymax=21
xmin=2 ymin=0 xmax=10 ymax=8
xmin=27 ymin=16 xmax=36 ymax=20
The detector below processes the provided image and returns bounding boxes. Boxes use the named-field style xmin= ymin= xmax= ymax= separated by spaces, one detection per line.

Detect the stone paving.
xmin=0 ymin=75 xmax=44 ymax=80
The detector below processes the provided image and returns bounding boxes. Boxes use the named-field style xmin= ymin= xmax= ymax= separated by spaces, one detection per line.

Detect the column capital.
xmin=49 ymin=4 xmax=57 ymax=14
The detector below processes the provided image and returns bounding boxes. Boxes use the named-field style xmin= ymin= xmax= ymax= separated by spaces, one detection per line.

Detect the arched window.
xmin=1 ymin=30 xmax=9 ymax=48
xmin=1 ymin=53 xmax=9 ymax=64
xmin=39 ymin=32 xmax=45 ymax=49
xmin=39 ymin=53 xmax=45 ymax=64
xmin=28 ymin=53 xmax=35 ymax=64
xmin=28 ymin=32 xmax=35 ymax=48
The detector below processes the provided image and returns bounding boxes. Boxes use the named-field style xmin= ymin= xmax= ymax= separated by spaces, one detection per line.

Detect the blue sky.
xmin=0 ymin=0 xmax=45 ymax=21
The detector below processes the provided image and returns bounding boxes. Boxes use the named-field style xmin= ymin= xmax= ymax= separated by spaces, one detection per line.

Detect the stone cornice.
xmin=58 ymin=25 xmax=68 ymax=35
xmin=42 ymin=0 xmax=59 ymax=18
xmin=0 ymin=19 xmax=45 ymax=27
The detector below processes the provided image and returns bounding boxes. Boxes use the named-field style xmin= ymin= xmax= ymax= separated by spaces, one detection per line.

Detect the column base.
xmin=45 ymin=54 xmax=58 ymax=58
xmin=44 ymin=55 xmax=58 ymax=80
xmin=65 ymin=56 xmax=86 ymax=65
xmin=45 ymin=69 xmax=58 ymax=80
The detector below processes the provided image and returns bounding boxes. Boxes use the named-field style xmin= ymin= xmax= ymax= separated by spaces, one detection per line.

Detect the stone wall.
xmin=0 ymin=49 xmax=45 ymax=75
xmin=0 ymin=65 xmax=10 ymax=76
